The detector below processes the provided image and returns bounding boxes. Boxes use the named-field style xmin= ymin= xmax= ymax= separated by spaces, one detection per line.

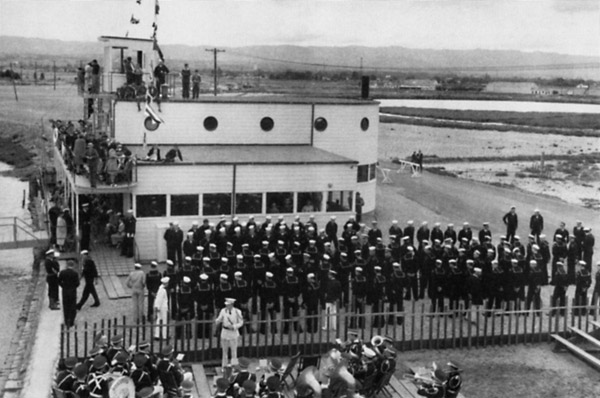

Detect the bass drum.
xmin=108 ymin=375 xmax=135 ymax=398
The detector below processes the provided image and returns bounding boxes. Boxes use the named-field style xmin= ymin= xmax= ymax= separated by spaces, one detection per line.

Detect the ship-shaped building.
xmin=53 ymin=36 xmax=379 ymax=261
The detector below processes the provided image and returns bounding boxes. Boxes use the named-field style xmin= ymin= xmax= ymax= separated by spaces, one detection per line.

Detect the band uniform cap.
xmin=134 ymin=263 xmax=142 ymax=268
xmin=266 ymin=375 xmax=281 ymax=391
xmin=166 ymin=260 xmax=174 ymax=265
xmin=161 ymin=345 xmax=174 ymax=356
xmin=92 ymin=355 xmax=107 ymax=369
xmin=307 ymin=273 xmax=315 ymax=279
xmin=111 ymin=334 xmax=123 ymax=344
xmin=355 ymin=267 xmax=363 ymax=272
xmin=225 ymin=297 xmax=236 ymax=304
xmin=181 ymin=379 xmax=194 ymax=392
xmin=80 ymin=250 xmax=89 ymax=255
xmin=138 ymin=340 xmax=150 ymax=349
xmin=200 ymin=273 xmax=209 ymax=280
xmin=73 ymin=363 xmax=87 ymax=379
xmin=266 ymin=271 xmax=274 ymax=278
xmin=242 ymin=379 xmax=256 ymax=393
xmin=89 ymin=346 xmax=103 ymax=356
xmin=268 ymin=358 xmax=283 ymax=371
xmin=237 ymin=357 xmax=251 ymax=369
xmin=220 ymin=274 xmax=228 ymax=280
xmin=183 ymin=276 xmax=191 ymax=284
xmin=137 ymin=387 xmax=155 ymax=398
xmin=161 ymin=277 xmax=170 ymax=284
xmin=115 ymin=351 xmax=129 ymax=364
xmin=64 ymin=356 xmax=78 ymax=369
xmin=215 ymin=377 xmax=230 ymax=391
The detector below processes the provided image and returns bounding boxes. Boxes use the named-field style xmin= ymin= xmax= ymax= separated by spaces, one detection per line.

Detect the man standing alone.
xmin=154 ymin=277 xmax=170 ymax=340
xmin=215 ymin=298 xmax=244 ymax=369
xmin=502 ymin=206 xmax=518 ymax=243
xmin=127 ymin=263 xmax=146 ymax=323
xmin=58 ymin=260 xmax=80 ymax=327
xmin=45 ymin=249 xmax=60 ymax=310
xmin=77 ymin=250 xmax=100 ymax=310
xmin=181 ymin=64 xmax=191 ymax=99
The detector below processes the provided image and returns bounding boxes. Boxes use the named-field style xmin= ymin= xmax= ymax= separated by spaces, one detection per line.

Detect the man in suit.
xmin=215 ymin=297 xmax=244 ymax=369
xmin=58 ymin=260 xmax=80 ymax=328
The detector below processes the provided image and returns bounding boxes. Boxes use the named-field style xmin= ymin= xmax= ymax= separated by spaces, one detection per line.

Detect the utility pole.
xmin=10 ymin=62 xmax=18 ymax=101
xmin=53 ymin=61 xmax=56 ymax=91
xmin=360 ymin=57 xmax=363 ymax=76
xmin=205 ymin=48 xmax=225 ymax=96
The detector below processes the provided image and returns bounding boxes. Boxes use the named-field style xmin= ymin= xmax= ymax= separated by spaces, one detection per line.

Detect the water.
xmin=377 ymin=99 xmax=600 ymax=114
xmin=0 ymin=162 xmax=29 ymax=220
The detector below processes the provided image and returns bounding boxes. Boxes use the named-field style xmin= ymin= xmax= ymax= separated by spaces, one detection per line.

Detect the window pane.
xmin=369 ymin=163 xmax=377 ymax=180
xmin=136 ymin=195 xmax=166 ymax=218
xmin=326 ymin=191 xmax=353 ymax=212
xmin=236 ymin=193 xmax=263 ymax=214
xmin=357 ymin=165 xmax=369 ymax=182
xmin=172 ymin=194 xmax=199 ymax=216
xmin=297 ymin=192 xmax=322 ymax=212
xmin=203 ymin=194 xmax=231 ymax=216
xmin=266 ymin=192 xmax=293 ymax=214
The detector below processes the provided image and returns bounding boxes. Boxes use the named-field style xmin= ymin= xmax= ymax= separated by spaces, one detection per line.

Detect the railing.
xmin=60 ymin=300 xmax=599 ymax=361
xmin=0 ymin=216 xmax=47 ymax=248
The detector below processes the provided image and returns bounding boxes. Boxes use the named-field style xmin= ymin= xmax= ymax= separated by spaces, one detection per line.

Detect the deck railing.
xmin=60 ymin=299 xmax=599 ymax=361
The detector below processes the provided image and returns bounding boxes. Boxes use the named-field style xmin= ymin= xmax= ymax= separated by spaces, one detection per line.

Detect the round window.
xmin=204 ymin=116 xmax=218 ymax=131
xmin=361 ymin=117 xmax=369 ymax=131
xmin=144 ymin=116 xmax=160 ymax=131
xmin=260 ymin=117 xmax=274 ymax=132
xmin=314 ymin=117 xmax=328 ymax=132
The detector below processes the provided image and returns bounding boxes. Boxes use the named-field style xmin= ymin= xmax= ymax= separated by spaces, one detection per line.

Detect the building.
xmin=483 ymin=81 xmax=539 ymax=95
xmin=52 ymin=36 xmax=379 ymax=261
xmin=398 ymin=79 xmax=439 ymax=91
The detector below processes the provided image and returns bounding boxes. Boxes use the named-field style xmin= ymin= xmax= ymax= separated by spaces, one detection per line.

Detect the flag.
xmin=155 ymin=0 xmax=160 ymax=15
xmin=130 ymin=14 xmax=140 ymax=24
xmin=145 ymin=103 xmax=164 ymax=124
xmin=153 ymin=39 xmax=164 ymax=62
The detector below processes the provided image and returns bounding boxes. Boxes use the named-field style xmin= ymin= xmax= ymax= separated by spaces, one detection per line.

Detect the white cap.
xmin=220 ymin=274 xmax=228 ymax=280
xmin=196 ymin=246 xmax=204 ymax=251
xmin=80 ymin=250 xmax=89 ymax=255
xmin=151 ymin=261 xmax=158 ymax=266
xmin=323 ymin=254 xmax=330 ymax=260
xmin=236 ymin=254 xmax=243 ymax=260
xmin=166 ymin=260 xmax=174 ymax=265
xmin=225 ymin=298 xmax=236 ymax=304
xmin=183 ymin=276 xmax=191 ymax=283
xmin=185 ymin=256 xmax=192 ymax=261
xmin=285 ymin=254 xmax=292 ymax=260
xmin=161 ymin=277 xmax=170 ymax=284
xmin=200 ymin=273 xmax=209 ymax=280
xmin=355 ymin=267 xmax=363 ymax=272
xmin=307 ymin=273 xmax=315 ymax=279
xmin=234 ymin=271 xmax=242 ymax=277
xmin=286 ymin=267 xmax=293 ymax=273
xmin=134 ymin=263 xmax=142 ymax=268
xmin=266 ymin=272 xmax=274 ymax=278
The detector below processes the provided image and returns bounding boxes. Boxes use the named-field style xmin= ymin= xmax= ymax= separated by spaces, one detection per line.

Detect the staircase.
xmin=0 ymin=217 xmax=48 ymax=250
xmin=551 ymin=321 xmax=600 ymax=371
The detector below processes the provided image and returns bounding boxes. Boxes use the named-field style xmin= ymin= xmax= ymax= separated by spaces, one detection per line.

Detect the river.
xmin=377 ymin=99 xmax=600 ymax=114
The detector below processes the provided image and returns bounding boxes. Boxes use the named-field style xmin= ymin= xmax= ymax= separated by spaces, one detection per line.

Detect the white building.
xmin=53 ymin=36 xmax=379 ymax=261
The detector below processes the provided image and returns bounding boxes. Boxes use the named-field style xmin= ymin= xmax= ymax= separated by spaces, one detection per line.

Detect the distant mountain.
xmin=1 ymin=35 xmax=598 ymax=74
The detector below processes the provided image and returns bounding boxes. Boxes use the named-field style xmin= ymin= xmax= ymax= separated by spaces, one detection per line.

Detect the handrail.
xmin=0 ymin=217 xmax=46 ymax=244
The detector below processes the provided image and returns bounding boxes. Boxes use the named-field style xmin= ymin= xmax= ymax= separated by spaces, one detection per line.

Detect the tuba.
xmin=370 ymin=335 xmax=385 ymax=348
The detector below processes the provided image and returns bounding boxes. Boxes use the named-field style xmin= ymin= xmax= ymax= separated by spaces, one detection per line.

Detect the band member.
xmin=574 ymin=261 xmax=591 ymax=316
xmin=388 ymin=262 xmax=406 ymax=325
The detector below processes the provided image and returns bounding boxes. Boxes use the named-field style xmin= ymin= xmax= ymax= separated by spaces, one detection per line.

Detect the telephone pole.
xmin=205 ymin=48 xmax=225 ymax=96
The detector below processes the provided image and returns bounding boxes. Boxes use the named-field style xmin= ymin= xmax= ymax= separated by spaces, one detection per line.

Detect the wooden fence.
xmin=60 ymin=300 xmax=600 ymax=362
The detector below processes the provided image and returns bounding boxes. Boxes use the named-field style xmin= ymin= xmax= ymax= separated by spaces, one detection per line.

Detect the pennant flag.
xmin=153 ymin=39 xmax=164 ymax=62
xmin=145 ymin=103 xmax=164 ymax=124
xmin=155 ymin=0 xmax=160 ymax=15
xmin=130 ymin=14 xmax=140 ymax=24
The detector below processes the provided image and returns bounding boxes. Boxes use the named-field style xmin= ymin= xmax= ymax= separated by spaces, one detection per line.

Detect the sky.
xmin=0 ymin=0 xmax=599 ymax=56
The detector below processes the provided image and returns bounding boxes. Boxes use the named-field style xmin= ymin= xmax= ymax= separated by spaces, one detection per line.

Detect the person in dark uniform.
xmin=164 ymin=222 xmax=184 ymax=267
xmin=354 ymin=193 xmax=364 ymax=223
xmin=448 ymin=259 xmax=466 ymax=313
xmin=404 ymin=221 xmax=415 ymax=247
xmin=388 ymin=262 xmax=406 ymax=325
xmin=550 ymin=261 xmax=569 ymax=316
xmin=48 ymin=201 xmax=61 ymax=245
xmin=525 ymin=260 xmax=543 ymax=313
xmin=58 ymin=260 xmax=79 ymax=327
xmin=76 ymin=250 xmax=100 ymax=310
xmin=590 ymin=262 xmax=600 ymax=317
xmin=529 ymin=209 xmax=544 ymax=240
xmin=457 ymin=222 xmax=472 ymax=244
xmin=574 ymin=260 xmax=591 ymax=316
xmin=232 ymin=271 xmax=252 ymax=334
xmin=402 ymin=247 xmax=419 ymax=301
xmin=506 ymin=258 xmax=525 ymax=311
xmin=79 ymin=202 xmax=92 ymax=251
xmin=180 ymin=63 xmax=191 ymax=99
xmin=56 ymin=356 xmax=78 ymax=392
xmin=350 ymin=267 xmax=367 ymax=328
xmin=566 ymin=235 xmax=580 ymax=284
xmin=370 ymin=266 xmax=387 ymax=328
xmin=45 ymin=249 xmax=61 ymax=310
xmin=478 ymin=222 xmax=492 ymax=245
xmin=87 ymin=356 xmax=109 ymax=398
xmin=325 ymin=216 xmax=338 ymax=246
xmin=195 ymin=273 xmax=214 ymax=338
xmin=70 ymin=363 xmax=89 ymax=398
xmin=282 ymin=267 xmax=302 ymax=333
xmin=176 ymin=276 xmax=194 ymax=338
xmin=486 ymin=260 xmax=505 ymax=314
xmin=467 ymin=267 xmax=484 ymax=310
xmin=583 ymin=227 xmax=595 ymax=271
xmin=303 ymin=273 xmax=321 ymax=333
xmin=502 ymin=206 xmax=518 ymax=243
xmin=431 ymin=260 xmax=446 ymax=312
xmin=153 ymin=60 xmax=170 ymax=98
xmin=146 ymin=261 xmax=162 ymax=321
xmin=121 ymin=209 xmax=136 ymax=257
xmin=259 ymin=271 xmax=280 ymax=334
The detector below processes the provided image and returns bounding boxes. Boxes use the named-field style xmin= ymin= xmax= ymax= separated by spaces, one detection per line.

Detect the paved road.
xmin=371 ymin=163 xmax=598 ymax=256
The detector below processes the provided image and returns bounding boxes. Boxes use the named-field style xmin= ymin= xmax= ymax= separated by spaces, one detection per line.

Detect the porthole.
xmin=314 ymin=117 xmax=328 ymax=132
xmin=204 ymin=116 xmax=218 ymax=131
xmin=260 ymin=117 xmax=274 ymax=132
xmin=144 ymin=116 xmax=160 ymax=131
xmin=361 ymin=117 xmax=369 ymax=131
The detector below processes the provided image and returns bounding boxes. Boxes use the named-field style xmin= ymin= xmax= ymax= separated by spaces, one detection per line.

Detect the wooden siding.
xmin=114 ymin=102 xmax=313 ymax=145
xmin=134 ymin=165 xmax=233 ymax=194
xmin=311 ymin=104 xmax=379 ymax=164
xmin=235 ymin=164 xmax=356 ymax=192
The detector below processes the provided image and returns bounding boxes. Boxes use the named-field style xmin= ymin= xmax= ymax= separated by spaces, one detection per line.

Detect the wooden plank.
xmin=112 ymin=275 xmax=130 ymax=298
xmin=389 ymin=374 xmax=419 ymax=398
xmin=100 ymin=275 xmax=119 ymax=299
xmin=191 ymin=364 xmax=212 ymax=398
xmin=590 ymin=320 xmax=600 ymax=328
xmin=569 ymin=326 xmax=600 ymax=349
xmin=551 ymin=334 xmax=600 ymax=371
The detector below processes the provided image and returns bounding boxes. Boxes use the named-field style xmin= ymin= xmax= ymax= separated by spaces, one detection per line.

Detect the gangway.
xmin=0 ymin=217 xmax=48 ymax=250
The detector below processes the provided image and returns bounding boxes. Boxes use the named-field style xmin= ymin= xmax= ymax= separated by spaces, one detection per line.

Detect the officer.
xmin=350 ymin=267 xmax=368 ymax=328
xmin=574 ymin=260 xmax=591 ymax=316
xmin=232 ymin=271 xmax=252 ymax=334
xmin=146 ymin=261 xmax=163 ymax=321
xmin=58 ymin=260 xmax=80 ymax=328
xmin=121 ymin=209 xmax=136 ymax=258
xmin=259 ymin=272 xmax=279 ymax=334
xmin=370 ymin=266 xmax=387 ymax=328
xmin=45 ymin=249 xmax=60 ymax=310
xmin=163 ymin=260 xmax=179 ymax=319
xmin=196 ymin=273 xmax=214 ymax=338
xmin=388 ymin=262 xmax=406 ymax=325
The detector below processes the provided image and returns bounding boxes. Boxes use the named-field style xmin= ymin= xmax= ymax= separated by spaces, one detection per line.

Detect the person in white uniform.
xmin=154 ymin=277 xmax=170 ymax=340
xmin=215 ymin=297 xmax=244 ymax=369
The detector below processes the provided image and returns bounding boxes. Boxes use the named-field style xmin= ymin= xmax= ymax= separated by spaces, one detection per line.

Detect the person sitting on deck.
xmin=164 ymin=145 xmax=183 ymax=162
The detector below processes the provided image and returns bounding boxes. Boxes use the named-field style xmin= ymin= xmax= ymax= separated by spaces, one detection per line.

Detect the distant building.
xmin=483 ymin=81 xmax=538 ymax=94
xmin=398 ymin=79 xmax=438 ymax=91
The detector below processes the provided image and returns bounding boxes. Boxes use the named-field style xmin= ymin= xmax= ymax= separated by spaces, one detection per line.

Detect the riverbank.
xmin=0 ymin=121 xmax=39 ymax=180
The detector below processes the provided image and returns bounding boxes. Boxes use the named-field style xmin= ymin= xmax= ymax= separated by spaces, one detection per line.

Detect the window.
xmin=260 ymin=117 xmax=274 ymax=132
xmin=326 ymin=191 xmax=353 ymax=212
xmin=136 ymin=195 xmax=166 ymax=218
xmin=204 ymin=116 xmax=218 ymax=131
xmin=314 ymin=117 xmax=328 ymax=132
xmin=361 ymin=117 xmax=370 ymax=131
xmin=357 ymin=165 xmax=369 ymax=182
xmin=369 ymin=163 xmax=377 ymax=180
xmin=297 ymin=192 xmax=323 ymax=213
xmin=266 ymin=192 xmax=293 ymax=214
xmin=235 ymin=193 xmax=263 ymax=214
xmin=171 ymin=195 xmax=199 ymax=216
xmin=203 ymin=194 xmax=231 ymax=216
